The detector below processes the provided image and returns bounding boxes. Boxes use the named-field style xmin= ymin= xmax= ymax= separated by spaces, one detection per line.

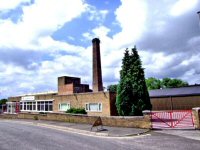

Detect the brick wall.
xmin=54 ymin=92 xmax=114 ymax=116
xmin=0 ymin=113 xmax=151 ymax=129
xmin=58 ymin=84 xmax=74 ymax=95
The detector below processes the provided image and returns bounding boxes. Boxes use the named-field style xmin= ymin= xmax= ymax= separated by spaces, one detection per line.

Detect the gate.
xmin=151 ymin=110 xmax=194 ymax=129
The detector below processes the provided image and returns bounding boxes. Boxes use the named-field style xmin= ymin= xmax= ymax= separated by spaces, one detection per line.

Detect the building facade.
xmin=8 ymin=88 xmax=117 ymax=116
xmin=5 ymin=37 xmax=200 ymax=115
xmin=6 ymin=38 xmax=118 ymax=116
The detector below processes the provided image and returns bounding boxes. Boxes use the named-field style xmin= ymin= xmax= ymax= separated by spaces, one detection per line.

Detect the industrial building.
xmin=3 ymin=38 xmax=200 ymax=116
xmin=149 ymin=85 xmax=200 ymax=110
xmin=6 ymin=38 xmax=117 ymax=116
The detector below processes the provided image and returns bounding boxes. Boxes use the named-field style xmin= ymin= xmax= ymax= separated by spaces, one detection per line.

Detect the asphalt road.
xmin=0 ymin=120 xmax=200 ymax=150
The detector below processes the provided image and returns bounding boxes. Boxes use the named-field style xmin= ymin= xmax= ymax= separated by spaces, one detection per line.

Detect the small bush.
xmin=66 ymin=108 xmax=87 ymax=114
xmin=34 ymin=115 xmax=38 ymax=120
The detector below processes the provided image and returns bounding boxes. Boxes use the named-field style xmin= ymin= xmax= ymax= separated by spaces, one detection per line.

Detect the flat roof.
xmin=149 ymin=85 xmax=200 ymax=97
xmin=13 ymin=91 xmax=57 ymax=97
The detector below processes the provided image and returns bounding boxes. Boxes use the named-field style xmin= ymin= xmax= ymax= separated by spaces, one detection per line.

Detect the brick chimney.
xmin=92 ymin=38 xmax=103 ymax=92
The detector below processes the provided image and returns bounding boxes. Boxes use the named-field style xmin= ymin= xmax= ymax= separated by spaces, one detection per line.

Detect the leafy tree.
xmin=107 ymin=84 xmax=118 ymax=92
xmin=116 ymin=47 xmax=152 ymax=116
xmin=162 ymin=78 xmax=188 ymax=88
xmin=146 ymin=77 xmax=162 ymax=90
xmin=145 ymin=77 xmax=188 ymax=90
xmin=0 ymin=99 xmax=7 ymax=105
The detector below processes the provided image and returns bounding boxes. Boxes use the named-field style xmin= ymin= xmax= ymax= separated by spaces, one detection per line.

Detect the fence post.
xmin=192 ymin=107 xmax=200 ymax=129
xmin=142 ymin=110 xmax=152 ymax=129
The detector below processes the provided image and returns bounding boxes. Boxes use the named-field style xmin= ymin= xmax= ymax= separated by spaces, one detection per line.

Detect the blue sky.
xmin=0 ymin=0 xmax=200 ymax=98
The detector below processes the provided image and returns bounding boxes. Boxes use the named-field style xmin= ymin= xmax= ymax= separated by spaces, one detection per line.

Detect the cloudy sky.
xmin=0 ymin=0 xmax=200 ymax=98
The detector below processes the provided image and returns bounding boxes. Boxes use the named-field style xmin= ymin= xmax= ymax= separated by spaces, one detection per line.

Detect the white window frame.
xmin=20 ymin=100 xmax=53 ymax=112
xmin=58 ymin=103 xmax=70 ymax=111
xmin=85 ymin=103 xmax=102 ymax=112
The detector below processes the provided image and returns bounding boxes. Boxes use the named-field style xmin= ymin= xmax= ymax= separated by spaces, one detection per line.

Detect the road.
xmin=0 ymin=120 xmax=200 ymax=150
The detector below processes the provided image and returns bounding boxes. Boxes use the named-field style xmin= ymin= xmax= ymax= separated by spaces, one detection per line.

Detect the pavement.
xmin=0 ymin=118 xmax=150 ymax=137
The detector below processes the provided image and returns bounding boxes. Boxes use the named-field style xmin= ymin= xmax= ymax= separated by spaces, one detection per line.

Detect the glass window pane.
xmin=89 ymin=103 xmax=98 ymax=111
xmin=59 ymin=103 xmax=70 ymax=111
xmin=85 ymin=103 xmax=102 ymax=112
xmin=45 ymin=103 xmax=48 ymax=111
xmin=33 ymin=104 xmax=36 ymax=110
xmin=49 ymin=105 xmax=53 ymax=111
xmin=30 ymin=102 xmax=32 ymax=110
xmin=37 ymin=102 xmax=40 ymax=111
xmin=27 ymin=103 xmax=30 ymax=110
xmin=24 ymin=103 xmax=27 ymax=110
xmin=99 ymin=103 xmax=102 ymax=111
xmin=41 ymin=103 xmax=44 ymax=111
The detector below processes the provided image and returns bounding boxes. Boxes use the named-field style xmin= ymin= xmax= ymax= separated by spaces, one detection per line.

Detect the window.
xmin=59 ymin=103 xmax=70 ymax=111
xmin=85 ymin=103 xmax=102 ymax=112
xmin=20 ymin=101 xmax=53 ymax=112
xmin=37 ymin=101 xmax=53 ymax=112
xmin=37 ymin=102 xmax=41 ymax=111
xmin=20 ymin=102 xmax=23 ymax=110
xmin=41 ymin=102 xmax=44 ymax=111
xmin=33 ymin=102 xmax=36 ymax=111
xmin=45 ymin=101 xmax=48 ymax=111
xmin=49 ymin=101 xmax=53 ymax=111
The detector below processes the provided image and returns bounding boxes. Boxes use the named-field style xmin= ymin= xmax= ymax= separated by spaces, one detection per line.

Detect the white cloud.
xmin=0 ymin=0 xmax=87 ymax=51
xmin=1 ymin=0 xmax=200 ymax=98
xmin=170 ymin=0 xmax=198 ymax=16
xmin=81 ymin=0 xmax=148 ymax=86
xmin=0 ymin=0 xmax=30 ymax=11
xmin=113 ymin=0 xmax=147 ymax=47
xmin=86 ymin=5 xmax=109 ymax=22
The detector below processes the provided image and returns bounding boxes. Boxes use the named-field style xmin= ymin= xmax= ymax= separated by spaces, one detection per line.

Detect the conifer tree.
xmin=116 ymin=49 xmax=133 ymax=115
xmin=116 ymin=47 xmax=152 ymax=116
xmin=129 ymin=47 xmax=152 ymax=115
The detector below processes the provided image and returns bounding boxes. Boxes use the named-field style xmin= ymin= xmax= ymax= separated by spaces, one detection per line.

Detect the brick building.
xmin=5 ymin=38 xmax=200 ymax=115
xmin=6 ymin=38 xmax=118 ymax=116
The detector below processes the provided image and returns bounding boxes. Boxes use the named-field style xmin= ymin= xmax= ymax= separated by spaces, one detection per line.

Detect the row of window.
xmin=58 ymin=103 xmax=102 ymax=112
xmin=20 ymin=101 xmax=53 ymax=112
xmin=20 ymin=101 xmax=102 ymax=112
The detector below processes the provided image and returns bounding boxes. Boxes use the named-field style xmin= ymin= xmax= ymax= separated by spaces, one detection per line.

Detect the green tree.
xmin=116 ymin=47 xmax=152 ymax=116
xmin=0 ymin=99 xmax=7 ymax=105
xmin=162 ymin=78 xmax=188 ymax=88
xmin=146 ymin=77 xmax=162 ymax=90
xmin=107 ymin=84 xmax=118 ymax=92
xmin=116 ymin=49 xmax=133 ymax=116
xmin=145 ymin=77 xmax=188 ymax=90
xmin=129 ymin=47 xmax=152 ymax=115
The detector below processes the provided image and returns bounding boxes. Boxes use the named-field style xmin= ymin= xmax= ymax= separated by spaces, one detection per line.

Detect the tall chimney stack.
xmin=92 ymin=38 xmax=103 ymax=92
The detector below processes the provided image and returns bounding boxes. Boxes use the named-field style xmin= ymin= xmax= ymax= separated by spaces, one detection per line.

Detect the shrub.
xmin=66 ymin=108 xmax=87 ymax=114
xmin=34 ymin=115 xmax=38 ymax=120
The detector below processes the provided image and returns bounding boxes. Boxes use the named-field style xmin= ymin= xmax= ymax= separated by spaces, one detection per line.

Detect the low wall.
xmin=0 ymin=112 xmax=151 ymax=129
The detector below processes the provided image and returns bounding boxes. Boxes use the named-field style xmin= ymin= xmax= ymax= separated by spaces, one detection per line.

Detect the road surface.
xmin=0 ymin=120 xmax=200 ymax=150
